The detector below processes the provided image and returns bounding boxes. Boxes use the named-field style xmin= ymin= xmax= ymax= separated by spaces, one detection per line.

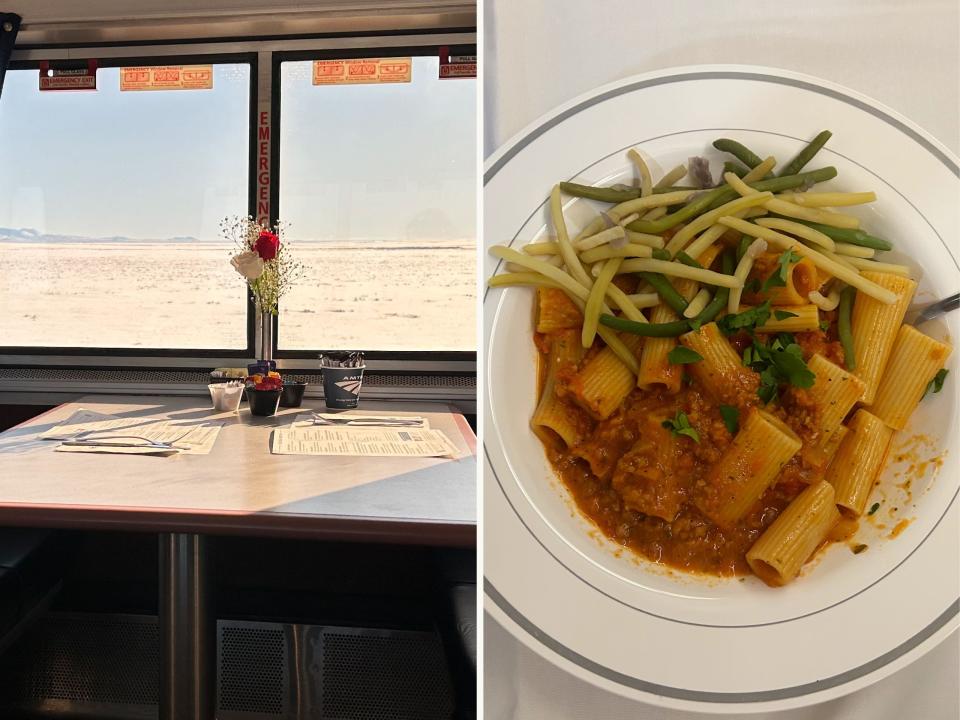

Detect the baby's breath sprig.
xmin=223 ymin=216 xmax=305 ymax=315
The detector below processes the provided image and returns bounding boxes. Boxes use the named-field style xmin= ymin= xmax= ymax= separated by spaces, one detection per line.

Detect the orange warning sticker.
xmin=120 ymin=65 xmax=214 ymax=91
xmin=312 ymin=58 xmax=412 ymax=86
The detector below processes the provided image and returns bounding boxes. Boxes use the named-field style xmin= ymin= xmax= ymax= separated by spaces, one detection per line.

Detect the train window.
xmin=276 ymin=55 xmax=476 ymax=352
xmin=0 ymin=63 xmax=251 ymax=350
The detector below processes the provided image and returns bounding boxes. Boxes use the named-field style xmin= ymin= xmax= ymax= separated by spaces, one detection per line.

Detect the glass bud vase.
xmin=256 ymin=309 xmax=276 ymax=373
xmin=259 ymin=310 xmax=274 ymax=362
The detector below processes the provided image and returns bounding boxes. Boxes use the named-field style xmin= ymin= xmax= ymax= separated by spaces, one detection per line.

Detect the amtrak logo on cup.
xmin=334 ymin=375 xmax=363 ymax=396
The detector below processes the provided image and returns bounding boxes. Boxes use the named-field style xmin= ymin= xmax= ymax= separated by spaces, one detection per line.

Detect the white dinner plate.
xmin=483 ymin=65 xmax=959 ymax=714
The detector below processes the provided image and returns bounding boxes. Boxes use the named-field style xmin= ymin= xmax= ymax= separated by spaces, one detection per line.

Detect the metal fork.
xmin=906 ymin=293 xmax=960 ymax=326
xmin=62 ymin=434 xmax=179 ymax=450
xmin=68 ymin=425 xmax=205 ymax=449
xmin=310 ymin=415 xmax=424 ymax=428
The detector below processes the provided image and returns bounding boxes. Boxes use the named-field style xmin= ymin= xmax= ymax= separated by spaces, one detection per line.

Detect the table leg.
xmin=159 ymin=532 xmax=215 ymax=720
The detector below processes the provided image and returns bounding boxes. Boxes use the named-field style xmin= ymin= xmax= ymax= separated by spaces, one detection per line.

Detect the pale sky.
xmin=0 ymin=57 xmax=476 ymax=243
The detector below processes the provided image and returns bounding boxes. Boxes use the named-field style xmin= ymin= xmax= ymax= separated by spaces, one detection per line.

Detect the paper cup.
xmin=208 ymin=383 xmax=244 ymax=412
xmin=322 ymin=366 xmax=365 ymax=409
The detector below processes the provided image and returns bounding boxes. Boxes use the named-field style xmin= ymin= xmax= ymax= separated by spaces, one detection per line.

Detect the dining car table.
xmin=0 ymin=395 xmax=477 ymax=720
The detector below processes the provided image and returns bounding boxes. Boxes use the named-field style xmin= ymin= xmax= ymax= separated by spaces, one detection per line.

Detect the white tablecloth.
xmin=483 ymin=1 xmax=960 ymax=717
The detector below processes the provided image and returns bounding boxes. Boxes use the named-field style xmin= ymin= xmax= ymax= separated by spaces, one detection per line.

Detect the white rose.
xmin=231 ymin=250 xmax=264 ymax=280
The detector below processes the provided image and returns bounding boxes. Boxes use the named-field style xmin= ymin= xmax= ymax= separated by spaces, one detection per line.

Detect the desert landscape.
xmin=1 ymin=239 xmax=475 ymax=351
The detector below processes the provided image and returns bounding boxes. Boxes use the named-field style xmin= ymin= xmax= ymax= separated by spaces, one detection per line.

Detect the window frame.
xmin=270 ymin=44 xmax=478 ymax=365
xmin=0 ymin=29 xmax=477 ymax=374
xmin=1 ymin=51 xmax=259 ymax=360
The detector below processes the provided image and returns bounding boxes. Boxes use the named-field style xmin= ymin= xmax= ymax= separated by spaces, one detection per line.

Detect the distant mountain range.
xmin=0 ymin=227 xmax=204 ymax=244
xmin=0 ymin=227 xmax=474 ymax=247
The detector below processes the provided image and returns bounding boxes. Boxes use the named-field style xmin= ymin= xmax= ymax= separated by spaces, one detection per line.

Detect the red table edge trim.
xmin=451 ymin=410 xmax=477 ymax=454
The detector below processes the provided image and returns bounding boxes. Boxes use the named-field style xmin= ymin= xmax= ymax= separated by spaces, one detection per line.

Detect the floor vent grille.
xmin=0 ymin=613 xmax=455 ymax=720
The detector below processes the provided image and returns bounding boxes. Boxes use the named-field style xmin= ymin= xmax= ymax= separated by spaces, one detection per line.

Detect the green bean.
xmin=720 ymin=249 xmax=735 ymax=274
xmin=779 ymin=130 xmax=832 ymax=177
xmin=638 ymin=272 xmax=688 ymax=314
xmin=558 ymin=182 xmax=701 ymax=204
xmin=723 ymin=160 xmax=750 ymax=178
xmin=703 ymin=167 xmax=839 ymax=212
xmin=768 ymin=216 xmax=892 ymax=251
xmin=692 ymin=251 xmax=735 ymax=327
xmin=838 ymin=286 xmax=857 ymax=370
xmin=651 ymin=248 xmax=671 ymax=261
xmin=736 ymin=234 xmax=751 ymax=263
xmin=749 ymin=166 xmax=837 ymax=193
xmin=626 ymin=167 xmax=838 ymax=234
xmin=600 ymin=314 xmax=690 ymax=337
xmin=675 ymin=251 xmax=702 ymax=268
xmin=558 ymin=182 xmax=637 ymax=203
xmin=626 ymin=186 xmax=728 ymax=234
xmin=713 ymin=139 xmax=766 ymax=169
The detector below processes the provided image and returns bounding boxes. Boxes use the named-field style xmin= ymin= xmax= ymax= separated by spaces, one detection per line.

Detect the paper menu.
xmin=271 ymin=426 xmax=459 ymax=458
xmin=40 ymin=409 xmax=132 ymax=440
xmin=42 ymin=409 xmax=222 ymax=455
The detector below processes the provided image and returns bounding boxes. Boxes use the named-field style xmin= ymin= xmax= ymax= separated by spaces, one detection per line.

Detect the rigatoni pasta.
xmin=568 ymin=334 xmax=643 ymax=420
xmin=637 ymin=281 xmax=696 ymax=391
xmin=695 ymin=409 xmax=802 ymax=529
xmin=747 ymin=481 xmax=840 ymax=587
xmin=870 ymin=326 xmax=952 ymax=429
xmin=802 ymin=354 xmax=865 ymax=468
xmin=826 ymin=410 xmax=893 ymax=517
xmin=850 ymin=272 xmax=917 ymax=404
xmin=746 ymin=255 xmax=819 ymax=306
xmin=751 ymin=304 xmax=820 ymax=333
xmin=536 ymin=288 xmax=582 ymax=333
xmin=531 ymin=330 xmax=588 ymax=447
xmin=679 ymin=323 xmax=759 ymax=404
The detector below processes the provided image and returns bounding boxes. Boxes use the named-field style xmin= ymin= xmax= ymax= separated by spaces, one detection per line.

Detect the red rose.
xmin=254 ymin=231 xmax=280 ymax=260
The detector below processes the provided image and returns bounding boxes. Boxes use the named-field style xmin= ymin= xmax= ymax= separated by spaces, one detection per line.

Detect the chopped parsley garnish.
xmin=867 ymin=502 xmax=880 ymax=516
xmin=819 ymin=320 xmax=830 ymax=332
xmin=662 ymin=411 xmax=700 ymax=443
xmin=718 ymin=300 xmax=772 ymax=335
xmin=719 ymin=405 xmax=740 ymax=435
xmin=923 ymin=368 xmax=949 ymax=398
xmin=741 ymin=332 xmax=815 ymax=404
xmin=667 ymin=346 xmax=703 ymax=365
xmin=744 ymin=278 xmax=762 ymax=293
xmin=774 ymin=309 xmax=799 ymax=321
xmin=852 ymin=544 xmax=868 ymax=555
xmin=761 ymin=249 xmax=801 ymax=292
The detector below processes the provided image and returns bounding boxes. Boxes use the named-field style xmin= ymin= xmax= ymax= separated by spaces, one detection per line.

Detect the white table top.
xmin=483 ymin=1 xmax=959 ymax=717
xmin=0 ymin=396 xmax=476 ymax=546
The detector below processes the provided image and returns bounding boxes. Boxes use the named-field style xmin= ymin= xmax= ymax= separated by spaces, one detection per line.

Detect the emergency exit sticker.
xmin=120 ymin=65 xmax=213 ymax=91
xmin=39 ymin=60 xmax=97 ymax=91
xmin=312 ymin=58 xmax=412 ymax=86
xmin=439 ymin=46 xmax=476 ymax=79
